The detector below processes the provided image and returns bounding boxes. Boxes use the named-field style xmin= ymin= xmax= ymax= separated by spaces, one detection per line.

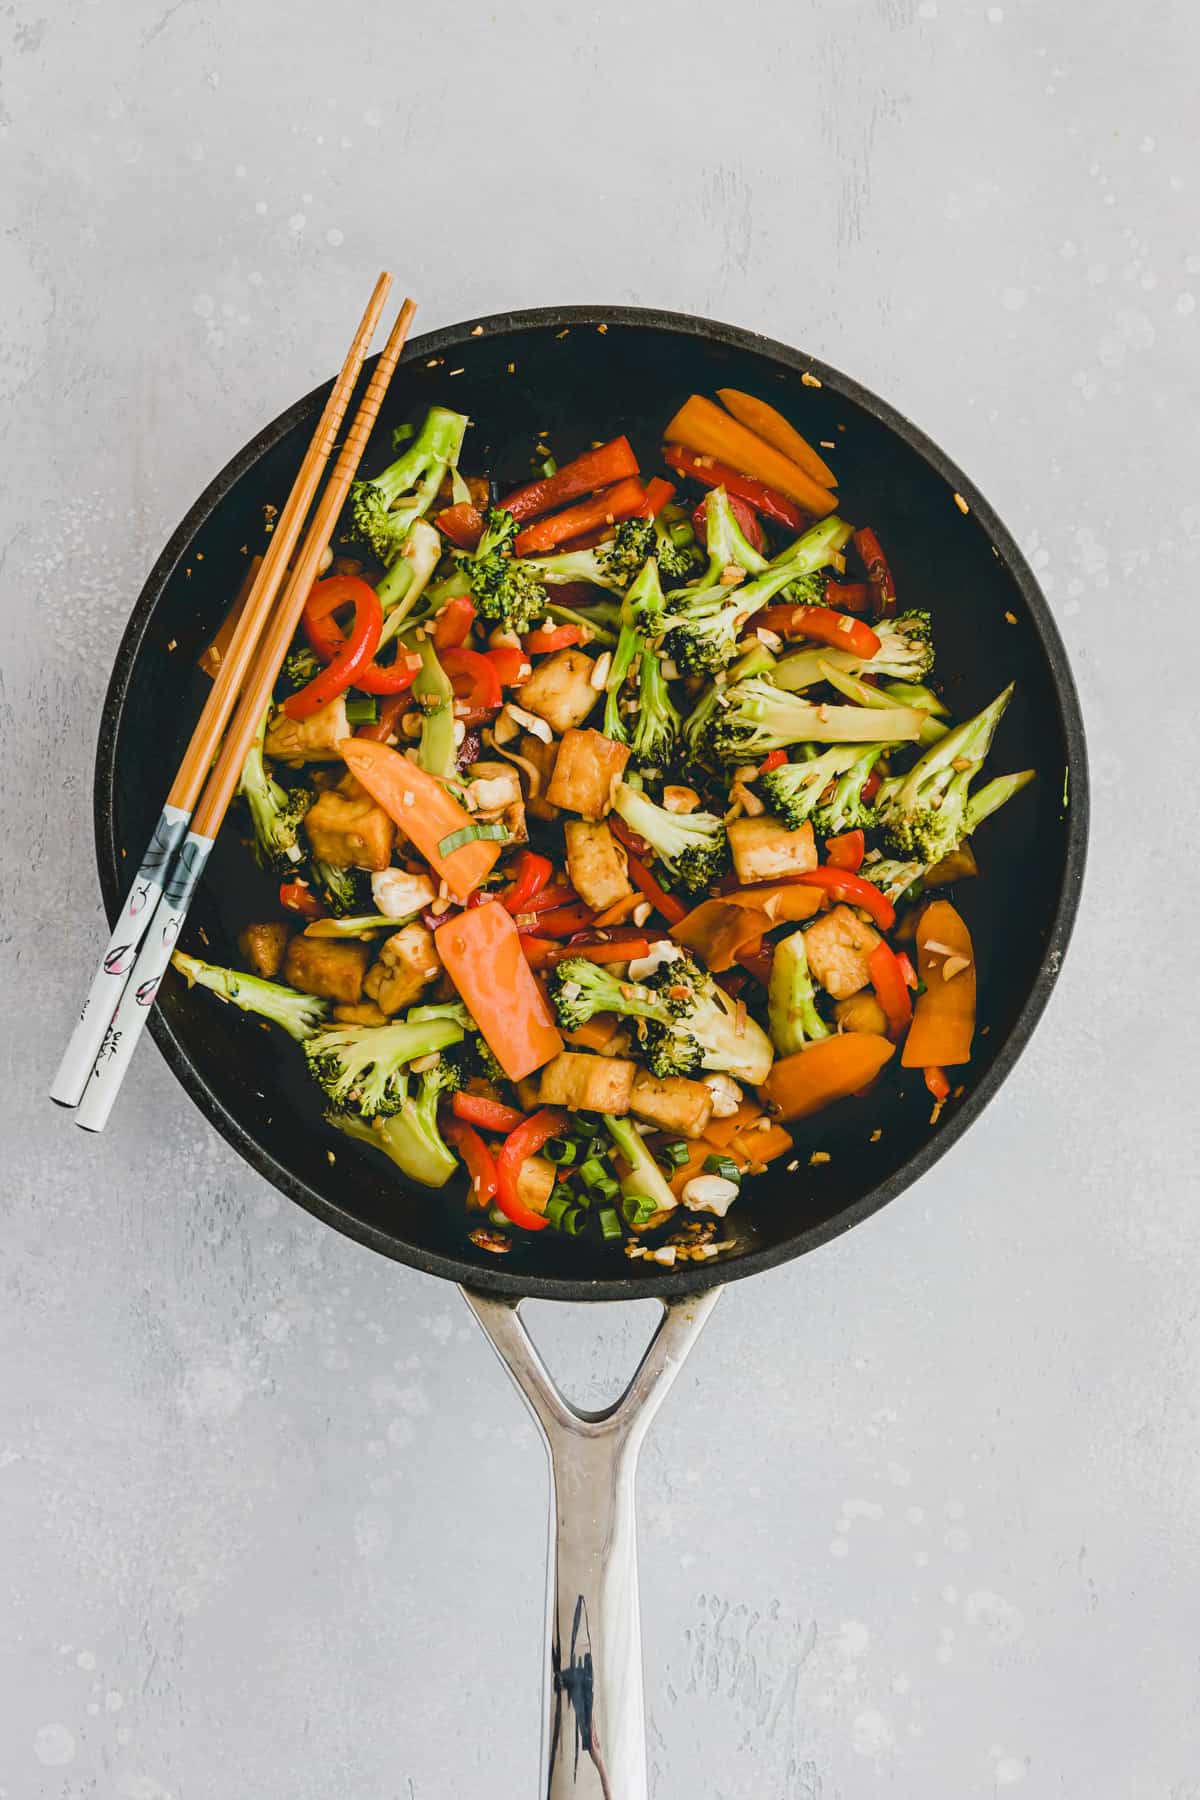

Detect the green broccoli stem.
xmin=545 ymin=603 xmax=618 ymax=647
xmin=238 ymin=708 xmax=310 ymax=871
xmin=820 ymin=662 xmax=948 ymax=747
xmin=683 ymin=642 xmax=776 ymax=757
xmin=630 ymin=643 xmax=681 ymax=768
xmin=767 ymin=930 xmax=829 ymax=1055
xmin=712 ymin=679 xmax=922 ymax=761
xmin=329 ymin=1099 xmax=457 ymax=1188
xmin=965 ymin=768 xmax=1035 ymax=828
xmin=170 ymin=952 xmax=330 ymax=1041
xmin=373 ymin=406 xmax=468 ymax=515
xmin=603 ymin=1114 xmax=678 ymax=1220
xmin=375 ymin=518 xmax=443 ymax=636
xmin=773 ymin=610 xmax=933 ymax=693
xmin=413 ymin=639 xmax=457 ymax=780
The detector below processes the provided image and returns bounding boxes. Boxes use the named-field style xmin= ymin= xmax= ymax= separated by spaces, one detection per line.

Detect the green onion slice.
xmin=436 ymin=822 xmax=509 ymax=858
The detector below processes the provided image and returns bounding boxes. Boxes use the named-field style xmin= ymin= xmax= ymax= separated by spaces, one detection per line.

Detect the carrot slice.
xmin=901 ymin=900 xmax=976 ymax=1068
xmin=702 ymin=1098 xmax=764 ymax=1149
xmin=435 ymin=901 xmax=563 ymax=1082
xmin=337 ymin=738 xmax=503 ymax=903
xmin=663 ymin=394 xmax=837 ymax=517
xmin=762 ymin=1034 xmax=895 ymax=1121
xmin=716 ymin=389 xmax=838 ymax=489
xmin=730 ymin=1120 xmax=794 ymax=1165
xmin=670 ymin=899 xmax=772 ymax=972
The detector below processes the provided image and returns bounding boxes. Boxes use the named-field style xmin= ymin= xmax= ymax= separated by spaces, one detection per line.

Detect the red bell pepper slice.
xmin=828 ymin=581 xmax=871 ymax=613
xmin=662 ymin=444 xmax=808 ymax=532
xmin=924 ymin=1064 xmax=951 ymax=1103
xmin=523 ymin=903 xmax=594 ymax=938
xmin=501 ymin=850 xmax=554 ymax=915
xmin=525 ymin=623 xmax=583 ymax=653
xmin=279 ymin=880 xmax=324 ymax=919
xmin=691 ymin=492 xmax=764 ymax=553
xmin=513 ymin=478 xmax=649 ymax=556
xmin=640 ymin=476 xmax=676 ymax=518
xmin=895 ymin=950 xmax=918 ymax=990
xmin=862 ymin=769 xmax=882 ymax=804
xmin=485 ymin=645 xmax=532 ymax=687
xmin=433 ymin=594 xmax=476 ymax=650
xmin=495 ymin=1108 xmax=571 ymax=1230
xmin=355 ymin=691 xmax=413 ymax=742
xmin=500 ymin=437 xmax=640 ymax=524
xmin=793 ymin=865 xmax=896 ymax=931
xmin=520 ymin=935 xmax=653 ymax=972
xmin=607 ymin=819 xmax=688 ymax=925
xmin=868 ymin=940 xmax=914 ymax=1038
xmin=443 ymin=1116 xmax=499 ymax=1206
xmin=450 ymin=1091 xmax=527 ymax=1135
xmin=298 ymin=575 xmax=422 ymax=698
xmin=758 ymin=748 xmax=788 ymax=775
xmin=853 ymin=526 xmax=896 ymax=618
xmin=756 ymin=604 xmax=881 ymax=660
xmin=825 ymin=829 xmax=866 ymax=873
xmin=439 ymin=648 xmax=501 ymax=713
xmin=285 ymin=577 xmax=383 ymax=719
xmin=735 ymin=944 xmax=774 ymax=987
xmin=436 ymin=502 xmax=485 ymax=550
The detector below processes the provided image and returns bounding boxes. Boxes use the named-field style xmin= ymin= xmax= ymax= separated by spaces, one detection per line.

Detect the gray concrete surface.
xmin=2 ymin=0 xmax=1197 ymax=1793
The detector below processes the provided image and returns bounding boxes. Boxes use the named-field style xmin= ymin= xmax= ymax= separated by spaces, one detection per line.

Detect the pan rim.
xmin=94 ymin=303 xmax=1089 ymax=1302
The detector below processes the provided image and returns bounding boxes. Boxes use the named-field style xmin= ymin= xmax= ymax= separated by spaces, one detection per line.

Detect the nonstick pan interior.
xmin=95 ymin=307 xmax=1087 ymax=1300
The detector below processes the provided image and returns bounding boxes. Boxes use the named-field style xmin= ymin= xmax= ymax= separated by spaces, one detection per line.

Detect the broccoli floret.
xmin=411 ymin=1002 xmax=507 ymax=1082
xmin=603 ymin=1113 xmax=678 ymax=1223
xmin=630 ymin=643 xmax=681 ymax=769
xmin=759 ymin=743 xmax=886 ymax=831
xmin=311 ymin=861 xmax=374 ymax=918
xmin=170 ymin=951 xmax=329 ymax=1041
xmin=303 ymin=1011 xmax=466 ymax=1119
xmin=868 ymin=766 xmax=1035 ymax=903
xmin=812 ymin=743 xmax=886 ymax=837
xmin=278 ymin=646 xmax=321 ymax=696
xmin=524 ymin=519 xmax=657 ymax=596
xmin=767 ymin=929 xmax=829 ymax=1055
xmin=548 ymin=948 xmax=773 ymax=1084
xmin=867 ymin=859 xmax=928 ymax=905
xmin=774 ymin=610 xmax=935 ymax=692
xmin=682 ymin=641 xmax=776 ymax=763
xmin=326 ymin=1051 xmax=462 ymax=1188
xmin=611 ymin=781 xmax=728 ymax=894
xmin=711 ymin=678 xmax=919 ymax=763
xmin=662 ymin=513 xmax=853 ymax=675
xmin=693 ymin=487 xmax=769 ymax=580
xmin=347 ymin=406 xmax=468 ymax=565
xmin=457 ymin=507 xmax=549 ymax=635
xmin=873 ymin=684 xmax=1014 ymax=863
xmin=652 ymin=507 xmax=702 ymax=583
xmin=238 ymin=711 xmax=311 ymax=872
xmin=604 ymin=558 xmax=667 ymax=745
xmin=374 ymin=517 xmax=445 ymax=622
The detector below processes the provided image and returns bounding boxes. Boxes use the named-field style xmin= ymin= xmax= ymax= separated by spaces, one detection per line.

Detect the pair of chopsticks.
xmin=51 ymin=274 xmax=418 ymax=1131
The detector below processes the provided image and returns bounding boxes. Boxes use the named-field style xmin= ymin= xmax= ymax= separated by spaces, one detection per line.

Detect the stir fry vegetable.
xmin=175 ymin=384 xmax=1036 ymax=1262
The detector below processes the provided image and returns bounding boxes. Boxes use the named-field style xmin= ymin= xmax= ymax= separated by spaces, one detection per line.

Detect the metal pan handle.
xmin=462 ymin=1286 xmax=721 ymax=1798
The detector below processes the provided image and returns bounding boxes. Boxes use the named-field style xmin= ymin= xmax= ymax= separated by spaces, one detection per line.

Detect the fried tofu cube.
xmin=362 ymin=923 xmax=441 ymax=1016
xmin=333 ymin=1000 xmax=390 ymax=1026
xmin=371 ymin=867 xmax=437 ymax=919
xmin=564 ymin=820 xmax=634 ymax=912
xmin=466 ymin=760 xmax=527 ymax=845
xmin=546 ymin=729 xmax=630 ymax=819
xmin=803 ymin=904 xmax=882 ymax=1000
xmin=537 ymin=1051 xmax=636 ymax=1115
xmin=283 ymin=935 xmax=370 ymax=1004
xmin=304 ymin=787 xmax=396 ymax=872
xmin=727 ymin=817 xmax=817 ymax=886
xmin=518 ymin=732 xmax=561 ymax=822
xmin=264 ymin=696 xmax=350 ymax=763
xmin=237 ymin=921 xmax=291 ymax=980
xmin=519 ymin=648 xmax=600 ymax=734
xmin=630 ymin=1070 xmax=714 ymax=1139
xmin=515 ymin=1154 xmax=557 ymax=1219
xmin=833 ymin=992 xmax=890 ymax=1035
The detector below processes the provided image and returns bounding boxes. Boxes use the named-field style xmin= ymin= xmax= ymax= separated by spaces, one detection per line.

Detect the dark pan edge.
xmin=94 ymin=304 xmax=1089 ymax=1302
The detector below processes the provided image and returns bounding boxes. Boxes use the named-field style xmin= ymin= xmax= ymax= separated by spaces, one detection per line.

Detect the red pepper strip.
xmin=513 ymin=477 xmax=649 ymax=556
xmin=793 ymin=866 xmax=896 ymax=931
xmin=279 ymin=880 xmax=324 ymax=920
xmin=485 ymin=645 xmax=532 ymax=687
xmin=439 ymin=648 xmax=502 ymax=712
xmin=523 ymin=903 xmax=595 ymax=938
xmin=853 ymin=526 xmax=896 ymax=618
xmin=436 ymin=502 xmax=485 ymax=550
xmin=355 ymin=692 xmax=413 ymax=742
xmin=895 ymin=950 xmax=919 ymax=990
xmin=501 ymin=850 xmax=555 ymax=915
xmin=285 ymin=577 xmax=383 ymax=719
xmin=450 ymin=1091 xmax=527 ymax=1135
xmin=825 ymin=829 xmax=866 ymax=873
xmin=523 ymin=883 xmax=579 ymax=913
xmin=691 ymin=492 xmax=764 ymax=553
xmin=758 ymin=749 xmax=788 ymax=775
xmin=443 ymin=1117 xmax=499 ymax=1206
xmin=640 ymin=476 xmax=676 ymax=518
xmin=663 ymin=444 xmax=808 ymax=532
xmin=828 ymin=581 xmax=871 ymax=613
xmin=862 ymin=770 xmax=882 ymax=804
xmin=525 ymin=623 xmax=583 ymax=653
xmin=500 ymin=436 xmax=640 ymax=524
xmin=300 ymin=578 xmax=422 ymax=697
xmin=607 ymin=819 xmax=689 ymax=925
xmin=756 ymin=605 xmax=881 ymax=661
xmin=433 ymin=594 xmax=476 ymax=650
xmin=520 ymin=936 xmax=652 ymax=972
xmin=495 ymin=1108 xmax=571 ymax=1230
xmin=924 ymin=1065 xmax=951 ymax=1103
xmin=868 ymin=940 xmax=914 ymax=1038
xmin=736 ymin=944 xmax=774 ymax=986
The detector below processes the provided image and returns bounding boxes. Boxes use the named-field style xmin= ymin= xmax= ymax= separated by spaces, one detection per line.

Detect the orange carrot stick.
xmin=435 ymin=901 xmax=563 ymax=1082
xmin=338 ymin=738 xmax=503 ymax=902
xmin=761 ymin=1033 xmax=895 ymax=1121
xmin=716 ymin=388 xmax=838 ymax=489
xmin=901 ymin=900 xmax=976 ymax=1068
xmin=663 ymin=394 xmax=837 ymax=517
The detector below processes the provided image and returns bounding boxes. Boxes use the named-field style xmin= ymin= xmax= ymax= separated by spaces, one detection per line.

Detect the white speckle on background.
xmin=288 ymin=213 xmax=306 ymax=235
xmin=994 ymin=1750 xmax=1028 ymax=1784
xmin=117 ymin=1778 xmax=175 ymax=1800
xmin=105 ymin=1690 xmax=124 ymax=1712
xmin=33 ymin=1724 xmax=76 ymax=1767
xmin=852 ymin=1709 xmax=894 ymax=1756
xmin=75 ymin=1650 xmax=95 ymax=1670
xmin=1177 ymin=292 xmax=1195 ymax=315
xmin=177 ymin=1361 xmax=249 ymax=1421
xmin=918 ymin=0 xmax=937 ymax=15
xmin=987 ymin=5 xmax=1004 ymax=19
xmin=1002 ymin=287 xmax=1026 ymax=310
xmin=965 ymin=1589 xmax=1026 ymax=1645
xmin=326 ymin=228 xmax=344 ymax=247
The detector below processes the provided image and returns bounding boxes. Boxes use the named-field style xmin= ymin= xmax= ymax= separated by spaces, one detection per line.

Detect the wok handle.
xmin=462 ymin=1286 xmax=721 ymax=1799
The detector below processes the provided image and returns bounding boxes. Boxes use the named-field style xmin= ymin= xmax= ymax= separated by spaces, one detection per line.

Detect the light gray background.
xmin=2 ymin=1 xmax=1196 ymax=1794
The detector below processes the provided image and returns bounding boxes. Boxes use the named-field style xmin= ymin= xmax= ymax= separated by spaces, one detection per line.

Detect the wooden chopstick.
xmin=74 ymin=297 xmax=418 ymax=1133
xmin=50 ymin=272 xmax=393 ymax=1109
